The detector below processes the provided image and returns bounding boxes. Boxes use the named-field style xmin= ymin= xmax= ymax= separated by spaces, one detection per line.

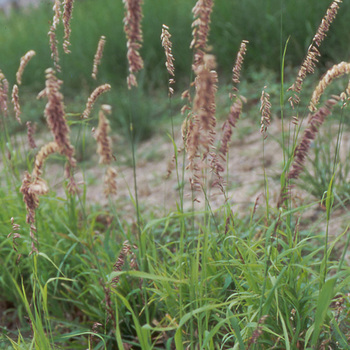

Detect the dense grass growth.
xmin=1 ymin=0 xmax=350 ymax=349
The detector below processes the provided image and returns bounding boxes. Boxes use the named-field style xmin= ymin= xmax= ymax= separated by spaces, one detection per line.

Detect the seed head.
xmin=309 ymin=61 xmax=350 ymax=111
xmin=0 ymin=71 xmax=9 ymax=117
xmin=16 ymin=50 xmax=36 ymax=85
xmin=82 ymin=84 xmax=111 ymax=119
xmin=42 ymin=68 xmax=76 ymax=167
xmin=11 ymin=84 xmax=21 ymax=124
xmin=63 ymin=0 xmax=75 ymax=54
xmin=92 ymin=36 xmax=106 ymax=80
xmin=122 ymin=0 xmax=144 ymax=89
xmin=190 ymin=0 xmax=214 ymax=70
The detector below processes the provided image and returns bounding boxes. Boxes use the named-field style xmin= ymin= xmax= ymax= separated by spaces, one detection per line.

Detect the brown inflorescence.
xmin=48 ymin=0 xmax=62 ymax=71
xmin=96 ymin=105 xmax=113 ymax=165
xmin=232 ymin=40 xmax=249 ymax=90
xmin=186 ymin=57 xmax=217 ymax=168
xmin=218 ymin=42 xmax=248 ymax=164
xmin=92 ymin=36 xmax=106 ymax=80
xmin=11 ymin=84 xmax=21 ymax=124
xmin=62 ymin=0 xmax=74 ymax=54
xmin=97 ymin=106 xmax=112 ymax=161
xmin=219 ymin=97 xmax=244 ymax=158
xmin=288 ymin=97 xmax=339 ymax=181
xmin=52 ymin=0 xmax=61 ymax=28
xmin=190 ymin=0 xmax=214 ymax=70
xmin=16 ymin=50 xmax=36 ymax=85
xmin=111 ymin=241 xmax=138 ymax=286
xmin=247 ymin=315 xmax=269 ymax=349
xmin=289 ymin=0 xmax=342 ymax=106
xmin=26 ymin=121 xmax=37 ymax=149
xmin=309 ymin=61 xmax=350 ymax=111
xmin=278 ymin=97 xmax=339 ymax=207
xmin=41 ymin=68 xmax=76 ymax=167
xmin=20 ymin=141 xmax=60 ymax=251
xmin=161 ymin=24 xmax=175 ymax=96
xmin=7 ymin=217 xmax=21 ymax=259
xmin=95 ymin=105 xmax=118 ymax=197
xmin=0 ymin=70 xmax=9 ymax=117
xmin=104 ymin=166 xmax=117 ymax=197
xmin=82 ymin=84 xmax=111 ymax=119
xmin=48 ymin=29 xmax=60 ymax=71
xmin=260 ymin=86 xmax=271 ymax=137
xmin=122 ymin=0 xmax=144 ymax=89
xmin=32 ymin=141 xmax=60 ymax=179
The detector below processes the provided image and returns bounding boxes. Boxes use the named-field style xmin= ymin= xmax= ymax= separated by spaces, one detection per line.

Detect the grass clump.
xmin=0 ymin=0 xmax=350 ymax=349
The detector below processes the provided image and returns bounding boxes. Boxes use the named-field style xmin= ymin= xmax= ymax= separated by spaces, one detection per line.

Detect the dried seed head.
xmin=8 ymin=217 xmax=21 ymax=257
xmin=260 ymin=86 xmax=271 ymax=136
xmin=62 ymin=0 xmax=75 ymax=54
xmin=247 ymin=315 xmax=269 ymax=349
xmin=122 ymin=0 xmax=144 ymax=89
xmin=64 ymin=163 xmax=80 ymax=194
xmin=309 ymin=61 xmax=350 ymax=111
xmin=187 ymin=55 xmax=217 ymax=167
xmin=313 ymin=0 xmax=342 ymax=47
xmin=20 ymin=172 xmax=39 ymax=224
xmin=190 ymin=0 xmax=214 ymax=70
xmin=111 ymin=240 xmax=137 ymax=286
xmin=232 ymin=40 xmax=249 ymax=89
xmin=11 ymin=84 xmax=21 ymax=124
xmin=104 ymin=166 xmax=117 ymax=197
xmin=32 ymin=141 xmax=60 ymax=178
xmin=26 ymin=121 xmax=37 ymax=149
xmin=42 ymin=68 xmax=76 ymax=167
xmin=16 ymin=50 xmax=36 ymax=85
xmin=82 ymin=84 xmax=111 ymax=119
xmin=289 ymin=0 xmax=342 ymax=105
xmin=92 ymin=36 xmax=106 ymax=80
xmin=96 ymin=105 xmax=113 ymax=164
xmin=186 ymin=54 xmax=218 ymax=174
xmin=161 ymin=24 xmax=175 ymax=96
xmin=288 ymin=98 xmax=338 ymax=181
xmin=219 ymin=96 xmax=244 ymax=159
xmin=48 ymin=27 xmax=61 ymax=71
xmin=0 ymin=71 xmax=9 ymax=117
xmin=52 ymin=0 xmax=61 ymax=29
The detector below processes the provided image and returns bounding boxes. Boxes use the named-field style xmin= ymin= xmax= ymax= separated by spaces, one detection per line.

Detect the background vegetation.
xmin=1 ymin=0 xmax=350 ymax=91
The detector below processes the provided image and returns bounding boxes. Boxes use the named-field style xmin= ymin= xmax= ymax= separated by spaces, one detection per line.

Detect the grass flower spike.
xmin=42 ymin=68 xmax=76 ymax=167
xmin=48 ymin=0 xmax=62 ymax=71
xmin=63 ymin=0 xmax=75 ymax=53
xmin=191 ymin=0 xmax=214 ymax=69
xmin=232 ymin=40 xmax=249 ymax=90
xmin=95 ymin=104 xmax=118 ymax=197
xmin=289 ymin=0 xmax=342 ymax=106
xmin=161 ymin=24 xmax=175 ymax=96
xmin=92 ymin=36 xmax=106 ymax=80
xmin=0 ymin=70 xmax=9 ymax=117
xmin=11 ymin=84 xmax=21 ymax=124
xmin=82 ymin=84 xmax=111 ymax=119
xmin=96 ymin=104 xmax=113 ymax=165
xmin=26 ymin=121 xmax=37 ymax=149
xmin=260 ymin=86 xmax=271 ymax=137
xmin=16 ymin=50 xmax=36 ymax=85
xmin=122 ymin=0 xmax=144 ymax=89
xmin=309 ymin=61 xmax=350 ymax=111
